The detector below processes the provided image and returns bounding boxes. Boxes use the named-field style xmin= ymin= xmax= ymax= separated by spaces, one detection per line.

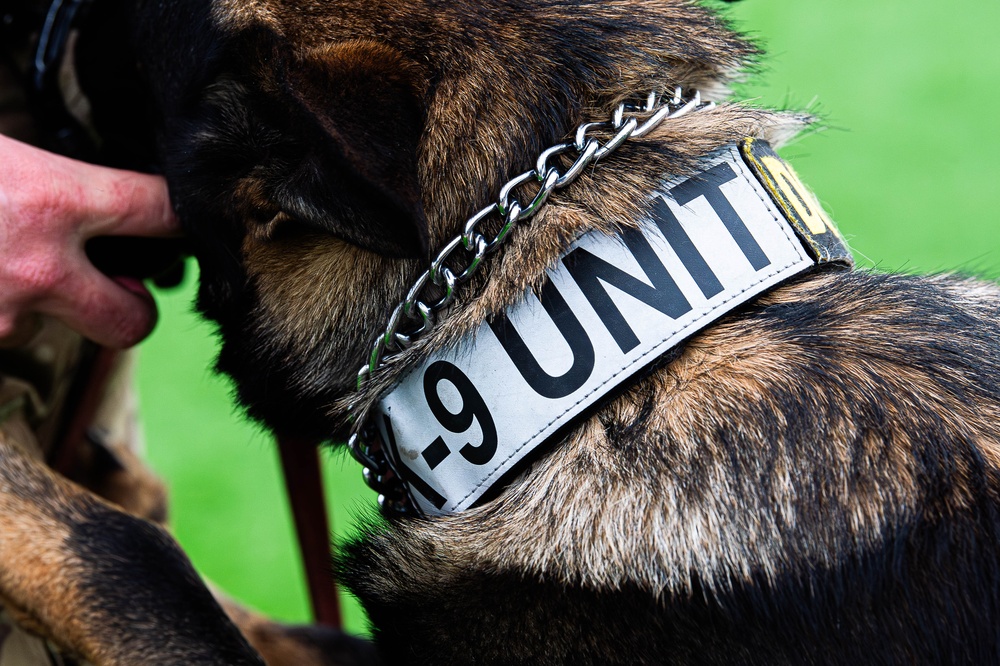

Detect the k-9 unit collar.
xmin=350 ymin=97 xmax=852 ymax=516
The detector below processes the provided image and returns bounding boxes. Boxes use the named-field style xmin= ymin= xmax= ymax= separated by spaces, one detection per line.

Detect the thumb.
xmin=77 ymin=166 xmax=181 ymax=240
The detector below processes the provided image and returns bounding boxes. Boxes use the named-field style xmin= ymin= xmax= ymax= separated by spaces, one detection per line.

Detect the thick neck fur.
xmin=344 ymin=271 xmax=1000 ymax=664
xmin=342 ymin=106 xmax=806 ymax=426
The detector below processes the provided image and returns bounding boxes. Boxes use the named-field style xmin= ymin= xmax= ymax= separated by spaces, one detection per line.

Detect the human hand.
xmin=0 ymin=134 xmax=180 ymax=348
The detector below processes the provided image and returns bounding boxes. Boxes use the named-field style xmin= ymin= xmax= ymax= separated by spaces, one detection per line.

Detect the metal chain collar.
xmin=349 ymin=87 xmax=715 ymax=514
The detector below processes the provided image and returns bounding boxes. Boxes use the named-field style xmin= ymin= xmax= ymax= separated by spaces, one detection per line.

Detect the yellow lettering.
xmin=760 ymin=155 xmax=832 ymax=235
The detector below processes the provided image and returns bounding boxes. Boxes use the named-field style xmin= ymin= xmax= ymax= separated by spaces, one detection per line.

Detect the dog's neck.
xmin=339 ymin=104 xmax=806 ymax=417
xmin=346 ymin=100 xmax=851 ymax=515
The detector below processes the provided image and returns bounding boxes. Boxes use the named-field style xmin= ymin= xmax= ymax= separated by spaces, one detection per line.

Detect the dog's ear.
xmin=275 ymin=40 xmax=429 ymax=258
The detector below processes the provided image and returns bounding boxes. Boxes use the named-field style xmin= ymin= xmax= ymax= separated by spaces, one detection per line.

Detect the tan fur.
xmin=0 ymin=423 xmax=128 ymax=663
xmin=359 ymin=273 xmax=1000 ymax=602
xmin=220 ymin=599 xmax=362 ymax=666
xmin=244 ymin=232 xmax=415 ymax=365
xmin=64 ymin=436 xmax=169 ymax=524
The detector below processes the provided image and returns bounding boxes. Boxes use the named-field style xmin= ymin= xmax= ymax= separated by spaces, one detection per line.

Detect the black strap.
xmin=0 ymin=0 xmax=98 ymax=159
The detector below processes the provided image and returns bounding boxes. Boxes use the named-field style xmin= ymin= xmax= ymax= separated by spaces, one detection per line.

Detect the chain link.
xmin=349 ymin=87 xmax=714 ymax=514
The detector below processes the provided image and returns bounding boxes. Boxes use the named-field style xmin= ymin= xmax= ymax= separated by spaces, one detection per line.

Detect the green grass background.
xmin=135 ymin=0 xmax=1000 ymax=637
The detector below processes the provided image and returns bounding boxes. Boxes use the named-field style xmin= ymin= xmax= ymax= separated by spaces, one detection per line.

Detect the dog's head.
xmin=136 ymin=0 xmax=755 ymax=439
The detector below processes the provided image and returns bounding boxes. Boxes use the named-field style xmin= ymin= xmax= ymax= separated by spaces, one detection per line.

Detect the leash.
xmin=276 ymin=435 xmax=343 ymax=628
xmin=0 ymin=0 xmax=78 ymax=139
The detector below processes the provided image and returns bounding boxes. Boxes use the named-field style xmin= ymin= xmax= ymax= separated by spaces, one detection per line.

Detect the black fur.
xmin=69 ymin=506 xmax=266 ymax=665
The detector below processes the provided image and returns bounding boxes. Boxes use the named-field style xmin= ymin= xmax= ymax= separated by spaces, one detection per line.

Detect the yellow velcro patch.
xmin=740 ymin=138 xmax=852 ymax=266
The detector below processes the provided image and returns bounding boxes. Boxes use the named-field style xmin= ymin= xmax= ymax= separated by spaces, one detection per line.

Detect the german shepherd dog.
xmin=119 ymin=0 xmax=1000 ymax=662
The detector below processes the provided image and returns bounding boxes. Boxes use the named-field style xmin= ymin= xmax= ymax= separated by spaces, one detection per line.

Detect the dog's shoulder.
xmin=343 ymin=270 xmax=1000 ymax=665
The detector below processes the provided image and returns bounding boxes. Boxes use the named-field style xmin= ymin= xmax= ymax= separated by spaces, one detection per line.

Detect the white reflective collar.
xmin=375 ymin=140 xmax=850 ymax=515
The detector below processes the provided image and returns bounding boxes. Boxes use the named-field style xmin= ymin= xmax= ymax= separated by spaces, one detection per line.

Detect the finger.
xmin=0 ymin=136 xmax=180 ymax=240
xmin=76 ymin=167 xmax=181 ymax=240
xmin=41 ymin=263 xmax=158 ymax=349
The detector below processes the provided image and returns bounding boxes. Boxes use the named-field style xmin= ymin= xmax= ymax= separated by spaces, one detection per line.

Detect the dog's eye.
xmin=252 ymin=211 xmax=305 ymax=242
xmin=252 ymin=210 xmax=345 ymax=244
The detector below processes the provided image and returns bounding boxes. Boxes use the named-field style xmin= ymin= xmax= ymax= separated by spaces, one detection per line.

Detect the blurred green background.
xmin=135 ymin=0 xmax=1000 ymax=638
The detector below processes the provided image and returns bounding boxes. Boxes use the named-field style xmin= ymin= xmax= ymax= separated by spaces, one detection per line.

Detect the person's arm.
xmin=0 ymin=134 xmax=179 ymax=348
